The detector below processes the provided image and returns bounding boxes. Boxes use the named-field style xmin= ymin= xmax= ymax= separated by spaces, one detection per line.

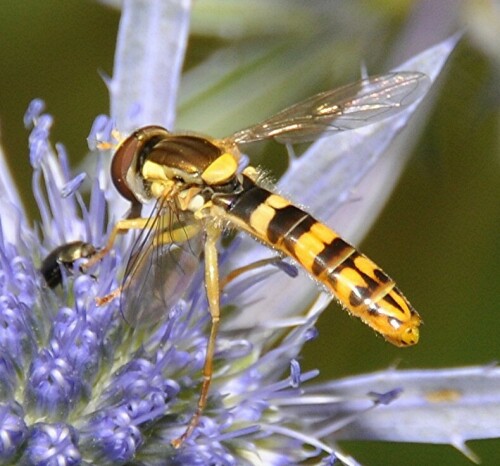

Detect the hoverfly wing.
xmin=231 ymin=72 xmax=430 ymax=144
xmin=119 ymin=200 xmax=203 ymax=328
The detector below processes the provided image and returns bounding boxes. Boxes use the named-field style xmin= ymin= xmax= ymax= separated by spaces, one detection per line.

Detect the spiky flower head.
xmin=0 ymin=2 xmax=499 ymax=465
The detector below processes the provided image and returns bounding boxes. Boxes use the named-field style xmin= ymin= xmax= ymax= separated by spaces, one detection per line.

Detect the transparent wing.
xmin=231 ymin=72 xmax=430 ymax=144
xmin=119 ymin=199 xmax=203 ymax=328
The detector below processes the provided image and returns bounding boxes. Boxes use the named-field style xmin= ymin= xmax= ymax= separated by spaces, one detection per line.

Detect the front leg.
xmin=85 ymin=216 xmax=202 ymax=271
xmin=88 ymin=216 xmax=202 ymax=306
xmin=83 ymin=217 xmax=153 ymax=271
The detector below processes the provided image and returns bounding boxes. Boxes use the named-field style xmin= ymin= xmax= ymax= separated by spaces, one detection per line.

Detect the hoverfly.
xmin=87 ymin=71 xmax=428 ymax=446
xmin=41 ymin=241 xmax=97 ymax=288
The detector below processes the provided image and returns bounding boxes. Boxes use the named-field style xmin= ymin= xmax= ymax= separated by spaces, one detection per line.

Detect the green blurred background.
xmin=0 ymin=1 xmax=498 ymax=464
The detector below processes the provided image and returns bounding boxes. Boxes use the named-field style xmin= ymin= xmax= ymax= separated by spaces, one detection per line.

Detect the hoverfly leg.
xmin=83 ymin=217 xmax=152 ymax=271
xmin=172 ymin=222 xmax=222 ymax=448
xmin=220 ymin=256 xmax=287 ymax=290
xmin=96 ymin=222 xmax=201 ymax=310
xmin=95 ymin=286 xmax=122 ymax=306
xmin=82 ymin=217 xmax=152 ymax=307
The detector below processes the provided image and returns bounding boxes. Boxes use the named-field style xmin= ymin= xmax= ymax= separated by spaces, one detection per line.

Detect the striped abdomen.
xmin=225 ymin=174 xmax=421 ymax=346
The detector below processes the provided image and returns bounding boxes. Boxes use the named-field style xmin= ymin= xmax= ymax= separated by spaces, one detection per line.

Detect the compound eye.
xmin=111 ymin=133 xmax=140 ymax=202
xmin=111 ymin=126 xmax=171 ymax=203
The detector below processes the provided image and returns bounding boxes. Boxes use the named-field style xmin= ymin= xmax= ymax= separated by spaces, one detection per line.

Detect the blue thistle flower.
xmin=0 ymin=2 xmax=499 ymax=465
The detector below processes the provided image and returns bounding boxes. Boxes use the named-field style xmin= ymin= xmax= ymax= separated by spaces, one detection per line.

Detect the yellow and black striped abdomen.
xmin=226 ymin=175 xmax=421 ymax=346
